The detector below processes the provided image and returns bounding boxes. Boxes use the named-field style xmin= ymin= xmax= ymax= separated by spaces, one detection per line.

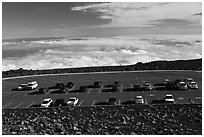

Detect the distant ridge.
xmin=2 ymin=58 xmax=202 ymax=78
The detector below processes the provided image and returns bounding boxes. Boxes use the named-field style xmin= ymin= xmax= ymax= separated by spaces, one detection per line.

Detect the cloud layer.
xmin=71 ymin=2 xmax=201 ymax=28
xmin=2 ymin=35 xmax=202 ymax=71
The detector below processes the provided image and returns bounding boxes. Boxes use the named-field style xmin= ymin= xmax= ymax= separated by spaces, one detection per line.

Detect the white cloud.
xmin=2 ymin=35 xmax=201 ymax=71
xmin=71 ymin=2 xmax=201 ymax=27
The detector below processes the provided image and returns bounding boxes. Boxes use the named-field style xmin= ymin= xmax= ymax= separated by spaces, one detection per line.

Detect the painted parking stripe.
xmin=13 ymin=92 xmax=24 ymax=97
xmin=178 ymin=97 xmax=184 ymax=100
xmin=87 ymin=89 xmax=92 ymax=94
xmin=120 ymin=84 xmax=123 ymax=93
xmin=118 ymin=99 xmax=120 ymax=105
xmin=3 ymin=92 xmax=13 ymax=97
xmin=68 ymin=85 xmax=75 ymax=91
xmin=98 ymin=85 xmax=103 ymax=94
xmin=78 ymin=100 xmax=83 ymax=106
xmin=14 ymin=103 xmax=23 ymax=108
xmin=195 ymin=97 xmax=202 ymax=100
xmin=145 ymin=99 xmax=148 ymax=104
xmin=27 ymin=102 xmax=36 ymax=108
xmin=2 ymin=103 xmax=12 ymax=109
xmin=92 ymin=100 xmax=95 ymax=106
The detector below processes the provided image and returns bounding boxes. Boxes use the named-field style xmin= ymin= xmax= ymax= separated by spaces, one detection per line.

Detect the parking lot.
xmin=2 ymin=71 xmax=202 ymax=109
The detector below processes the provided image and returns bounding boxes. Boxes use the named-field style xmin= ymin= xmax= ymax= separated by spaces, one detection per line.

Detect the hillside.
xmin=2 ymin=58 xmax=202 ymax=78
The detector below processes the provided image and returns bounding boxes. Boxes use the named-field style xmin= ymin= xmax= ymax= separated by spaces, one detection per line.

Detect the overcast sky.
xmin=2 ymin=2 xmax=202 ymax=39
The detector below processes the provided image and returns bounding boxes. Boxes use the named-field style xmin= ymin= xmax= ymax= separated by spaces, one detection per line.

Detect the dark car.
xmin=93 ymin=81 xmax=102 ymax=88
xmin=66 ymin=82 xmax=74 ymax=89
xmin=38 ymin=88 xmax=49 ymax=94
xmin=112 ymin=85 xmax=119 ymax=92
xmin=55 ymin=83 xmax=65 ymax=89
xmin=54 ymin=99 xmax=65 ymax=106
xmin=107 ymin=97 xmax=119 ymax=105
xmin=113 ymin=81 xmax=120 ymax=87
xmin=79 ymin=86 xmax=89 ymax=92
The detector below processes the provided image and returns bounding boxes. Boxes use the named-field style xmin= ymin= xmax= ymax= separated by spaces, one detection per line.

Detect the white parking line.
xmin=2 ymin=102 xmax=12 ymax=109
xmin=68 ymin=85 xmax=75 ymax=91
xmin=92 ymin=100 xmax=95 ymax=106
xmin=120 ymin=84 xmax=123 ymax=93
xmin=178 ymin=97 xmax=184 ymax=100
xmin=98 ymin=85 xmax=103 ymax=94
xmin=14 ymin=103 xmax=23 ymax=108
xmin=118 ymin=99 xmax=120 ymax=105
xmin=27 ymin=102 xmax=35 ymax=108
xmin=3 ymin=92 xmax=13 ymax=97
xmin=87 ymin=88 xmax=92 ymax=94
xmin=195 ymin=97 xmax=202 ymax=100
xmin=78 ymin=100 xmax=83 ymax=106
xmin=13 ymin=93 xmax=22 ymax=97
xmin=145 ymin=99 xmax=148 ymax=104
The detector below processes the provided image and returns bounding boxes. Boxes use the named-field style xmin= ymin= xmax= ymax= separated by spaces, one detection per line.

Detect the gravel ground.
xmin=2 ymin=104 xmax=202 ymax=135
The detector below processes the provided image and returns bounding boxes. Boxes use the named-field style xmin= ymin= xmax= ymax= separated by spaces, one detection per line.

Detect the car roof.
xmin=69 ymin=97 xmax=77 ymax=99
xmin=43 ymin=98 xmax=52 ymax=101
xmin=28 ymin=81 xmax=37 ymax=84
xmin=179 ymin=81 xmax=186 ymax=84
xmin=186 ymin=78 xmax=193 ymax=80
xmin=136 ymin=96 xmax=143 ymax=98
xmin=165 ymin=94 xmax=172 ymax=96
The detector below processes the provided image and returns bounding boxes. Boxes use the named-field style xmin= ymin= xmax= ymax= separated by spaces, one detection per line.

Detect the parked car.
xmin=144 ymin=83 xmax=153 ymax=90
xmin=41 ymin=98 xmax=53 ymax=107
xmin=185 ymin=78 xmax=194 ymax=83
xmin=187 ymin=81 xmax=198 ymax=89
xmin=67 ymin=97 xmax=79 ymax=106
xmin=38 ymin=88 xmax=49 ymax=94
xmin=27 ymin=81 xmax=38 ymax=89
xmin=135 ymin=96 xmax=145 ymax=104
xmin=177 ymin=81 xmax=188 ymax=90
xmin=94 ymin=81 xmax=102 ymax=88
xmin=164 ymin=94 xmax=175 ymax=103
xmin=79 ymin=86 xmax=89 ymax=92
xmin=17 ymin=84 xmax=29 ymax=90
xmin=55 ymin=99 xmax=65 ymax=106
xmin=55 ymin=83 xmax=65 ymax=89
xmin=66 ymin=82 xmax=74 ymax=89
xmin=107 ymin=97 xmax=119 ymax=105
xmin=113 ymin=81 xmax=120 ymax=87
xmin=112 ymin=85 xmax=119 ymax=92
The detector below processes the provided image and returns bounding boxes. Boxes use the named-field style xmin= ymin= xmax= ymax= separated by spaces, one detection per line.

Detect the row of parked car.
xmin=39 ymin=93 xmax=177 ymax=108
xmin=14 ymin=77 xmax=198 ymax=94
xmin=153 ymin=78 xmax=199 ymax=90
xmin=41 ymin=97 xmax=79 ymax=107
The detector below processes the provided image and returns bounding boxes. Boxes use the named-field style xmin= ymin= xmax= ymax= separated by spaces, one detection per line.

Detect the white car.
xmin=177 ymin=82 xmax=188 ymax=90
xmin=187 ymin=81 xmax=198 ymax=89
xmin=164 ymin=94 xmax=175 ymax=103
xmin=27 ymin=81 xmax=38 ymax=89
xmin=67 ymin=97 xmax=79 ymax=106
xmin=144 ymin=83 xmax=152 ymax=90
xmin=135 ymin=96 xmax=144 ymax=104
xmin=17 ymin=84 xmax=28 ymax=90
xmin=41 ymin=98 xmax=53 ymax=107
xmin=185 ymin=78 xmax=194 ymax=83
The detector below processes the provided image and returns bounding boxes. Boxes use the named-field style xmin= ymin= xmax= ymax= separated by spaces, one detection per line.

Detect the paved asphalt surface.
xmin=2 ymin=71 xmax=202 ymax=109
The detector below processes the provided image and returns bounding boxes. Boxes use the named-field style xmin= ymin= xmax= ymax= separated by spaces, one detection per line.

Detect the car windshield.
xmin=69 ymin=99 xmax=75 ymax=102
xmin=28 ymin=84 xmax=33 ymax=86
xmin=166 ymin=96 xmax=172 ymax=99
xmin=136 ymin=96 xmax=142 ymax=99
xmin=191 ymin=82 xmax=196 ymax=85
xmin=180 ymin=83 xmax=186 ymax=86
xmin=42 ymin=101 xmax=49 ymax=104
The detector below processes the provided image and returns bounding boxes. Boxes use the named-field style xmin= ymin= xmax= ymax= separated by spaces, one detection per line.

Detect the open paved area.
xmin=2 ymin=71 xmax=202 ymax=109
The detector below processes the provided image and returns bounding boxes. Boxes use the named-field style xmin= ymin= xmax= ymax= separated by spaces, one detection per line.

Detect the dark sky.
xmin=2 ymin=2 xmax=202 ymax=39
